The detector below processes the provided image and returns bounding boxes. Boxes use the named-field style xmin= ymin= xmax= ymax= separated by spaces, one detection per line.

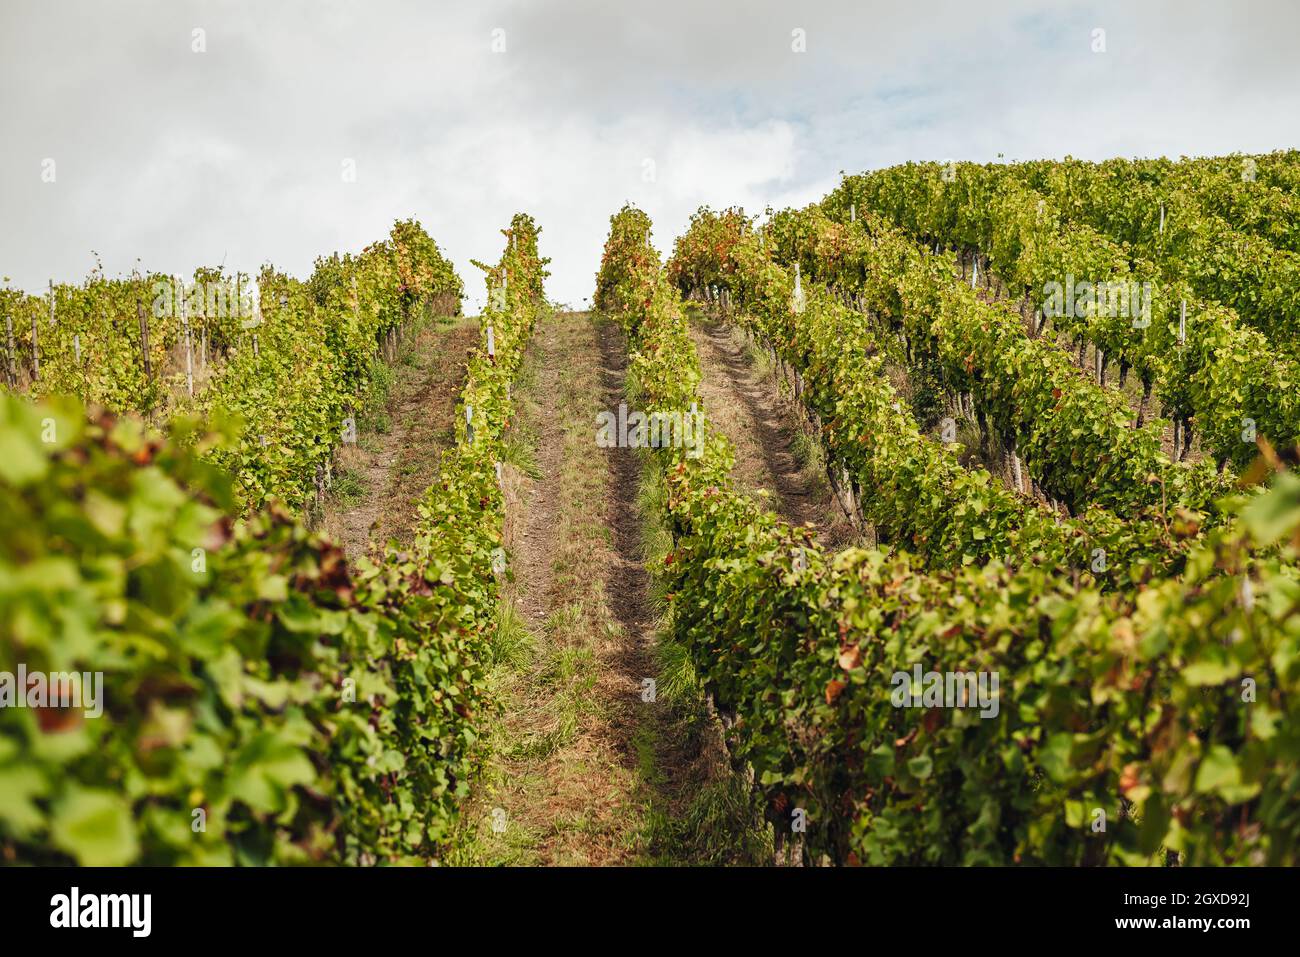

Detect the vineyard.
xmin=2 ymin=151 xmax=1300 ymax=869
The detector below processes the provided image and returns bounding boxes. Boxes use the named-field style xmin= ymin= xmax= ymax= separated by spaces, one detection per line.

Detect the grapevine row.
xmin=683 ymin=202 xmax=1230 ymax=520
xmin=0 ymin=216 xmax=544 ymax=865
xmin=1125 ymin=154 xmax=1300 ymax=255
xmin=832 ymin=163 xmax=1300 ymax=470
xmin=599 ymin=203 xmax=1300 ymax=866
xmin=2 ymin=220 xmax=464 ymax=512
xmin=1008 ymin=158 xmax=1300 ymax=345
xmin=669 ymin=208 xmax=1207 ymax=584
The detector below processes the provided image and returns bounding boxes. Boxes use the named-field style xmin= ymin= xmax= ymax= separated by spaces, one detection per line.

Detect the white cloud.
xmin=1 ymin=0 xmax=1298 ymax=308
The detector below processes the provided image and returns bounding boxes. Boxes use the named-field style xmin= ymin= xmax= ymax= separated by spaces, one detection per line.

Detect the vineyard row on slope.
xmin=672 ymin=209 xmax=1208 ymax=586
xmin=598 ymin=202 xmax=1300 ymax=866
xmin=0 ymin=215 xmax=546 ymax=865
xmin=1 ymin=220 xmax=463 ymax=513
xmin=832 ymin=162 xmax=1300 ymax=469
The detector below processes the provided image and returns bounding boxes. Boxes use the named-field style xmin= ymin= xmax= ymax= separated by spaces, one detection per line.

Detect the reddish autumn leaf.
xmin=36 ymin=707 xmax=83 ymax=734
xmin=1119 ymin=763 xmax=1141 ymax=796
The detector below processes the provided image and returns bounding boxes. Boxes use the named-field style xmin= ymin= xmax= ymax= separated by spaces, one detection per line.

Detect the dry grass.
xmin=687 ymin=310 xmax=856 ymax=549
xmin=452 ymin=312 xmax=771 ymax=866
xmin=319 ymin=314 xmax=479 ymax=559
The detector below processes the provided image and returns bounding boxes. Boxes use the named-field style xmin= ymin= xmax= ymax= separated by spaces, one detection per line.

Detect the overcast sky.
xmin=2 ymin=0 xmax=1298 ymax=311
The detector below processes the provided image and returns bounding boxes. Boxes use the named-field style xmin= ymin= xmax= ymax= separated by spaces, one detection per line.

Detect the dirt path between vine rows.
xmin=323 ymin=315 xmax=479 ymax=561
xmin=454 ymin=311 xmax=768 ymax=866
xmin=688 ymin=310 xmax=855 ymax=549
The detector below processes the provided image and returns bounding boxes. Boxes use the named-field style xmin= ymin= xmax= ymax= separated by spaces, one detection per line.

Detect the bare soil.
xmin=688 ymin=311 xmax=856 ymax=549
xmin=322 ymin=316 xmax=479 ymax=560
xmin=456 ymin=312 xmax=765 ymax=866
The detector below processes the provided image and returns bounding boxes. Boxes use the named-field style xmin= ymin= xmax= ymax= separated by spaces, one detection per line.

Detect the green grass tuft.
xmin=332 ymin=467 xmax=365 ymax=506
xmin=489 ymin=598 xmax=533 ymax=670
xmin=642 ymin=775 xmax=773 ymax=866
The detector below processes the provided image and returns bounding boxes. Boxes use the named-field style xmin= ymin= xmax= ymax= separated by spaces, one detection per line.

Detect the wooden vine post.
xmin=1174 ymin=299 xmax=1186 ymax=458
xmin=4 ymin=308 xmax=16 ymax=387
xmin=137 ymin=299 xmax=152 ymax=380
xmin=180 ymin=276 xmax=193 ymax=396
xmin=1010 ymin=442 xmax=1024 ymax=494
xmin=30 ymin=299 xmax=39 ymax=381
